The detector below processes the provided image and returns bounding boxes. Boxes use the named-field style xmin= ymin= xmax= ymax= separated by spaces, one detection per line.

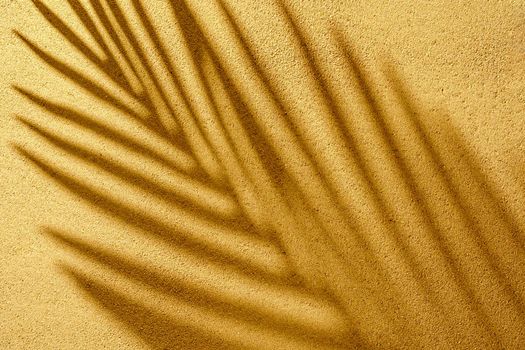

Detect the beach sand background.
xmin=1 ymin=0 xmax=525 ymax=348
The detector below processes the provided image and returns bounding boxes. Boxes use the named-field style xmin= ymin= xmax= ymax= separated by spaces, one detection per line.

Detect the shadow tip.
xmin=9 ymin=142 xmax=24 ymax=154
xmin=12 ymin=29 xmax=23 ymax=38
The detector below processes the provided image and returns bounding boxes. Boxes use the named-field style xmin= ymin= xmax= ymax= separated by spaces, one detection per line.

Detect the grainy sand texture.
xmin=1 ymin=0 xmax=525 ymax=349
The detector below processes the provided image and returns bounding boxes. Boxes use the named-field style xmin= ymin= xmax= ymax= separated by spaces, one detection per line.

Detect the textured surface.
xmin=1 ymin=0 xmax=525 ymax=349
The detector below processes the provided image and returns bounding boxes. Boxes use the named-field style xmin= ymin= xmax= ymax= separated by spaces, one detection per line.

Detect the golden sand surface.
xmin=1 ymin=0 xmax=525 ymax=348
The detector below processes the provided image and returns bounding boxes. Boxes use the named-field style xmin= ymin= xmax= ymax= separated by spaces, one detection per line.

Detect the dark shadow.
xmin=13 ymin=86 xmax=195 ymax=175
xmin=49 ymin=228 xmax=354 ymax=349
xmin=61 ymin=266 xmax=235 ymax=350
xmin=14 ymin=0 xmax=525 ymax=348
xmin=337 ymin=36 xmax=525 ymax=346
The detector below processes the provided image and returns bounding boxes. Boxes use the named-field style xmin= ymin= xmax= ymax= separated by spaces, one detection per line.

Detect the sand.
xmin=1 ymin=0 xmax=525 ymax=349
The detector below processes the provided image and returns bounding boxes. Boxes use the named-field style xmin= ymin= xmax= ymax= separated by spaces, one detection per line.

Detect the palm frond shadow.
xmin=14 ymin=0 xmax=525 ymax=348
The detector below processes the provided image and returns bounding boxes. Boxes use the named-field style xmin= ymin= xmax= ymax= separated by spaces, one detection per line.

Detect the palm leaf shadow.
xmin=14 ymin=0 xmax=525 ymax=348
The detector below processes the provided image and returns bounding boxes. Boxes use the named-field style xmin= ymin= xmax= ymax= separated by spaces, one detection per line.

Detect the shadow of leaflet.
xmin=14 ymin=0 xmax=525 ymax=348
